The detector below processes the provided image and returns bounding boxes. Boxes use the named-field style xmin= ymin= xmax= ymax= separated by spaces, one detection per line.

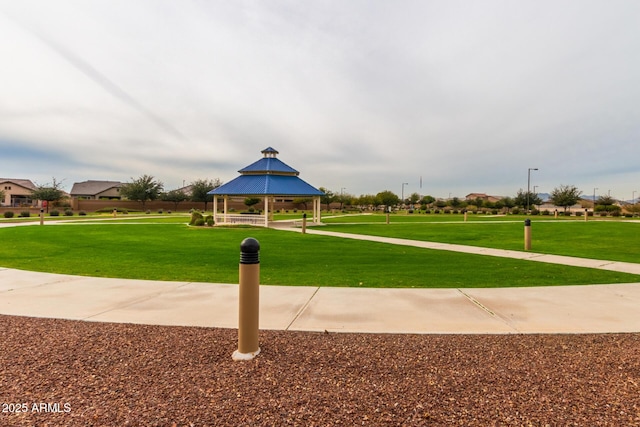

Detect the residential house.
xmin=70 ymin=180 xmax=123 ymax=200
xmin=0 ymin=178 xmax=37 ymax=207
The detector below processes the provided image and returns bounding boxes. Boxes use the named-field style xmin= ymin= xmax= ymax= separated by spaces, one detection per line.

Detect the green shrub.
xmin=189 ymin=211 xmax=204 ymax=225
xmin=3 ymin=211 xmax=14 ymax=218
xmin=79 ymin=211 xmax=87 ymax=216
xmin=50 ymin=210 xmax=60 ymax=217
xmin=146 ymin=210 xmax=151 ymax=214
xmin=19 ymin=211 xmax=30 ymax=218
xmin=194 ymin=218 xmax=205 ymax=226
xmin=158 ymin=209 xmax=163 ymax=214
xmin=64 ymin=210 xmax=74 ymax=216
xmin=205 ymin=215 xmax=214 ymax=226
xmin=512 ymin=208 xmax=520 ymax=215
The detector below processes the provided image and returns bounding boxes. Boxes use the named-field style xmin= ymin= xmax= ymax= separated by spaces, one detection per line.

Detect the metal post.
xmin=40 ymin=209 xmax=44 ymax=226
xmin=233 ymin=238 xmax=261 ymax=361
xmin=524 ymin=219 xmax=531 ymax=251
xmin=302 ymin=213 xmax=307 ymax=234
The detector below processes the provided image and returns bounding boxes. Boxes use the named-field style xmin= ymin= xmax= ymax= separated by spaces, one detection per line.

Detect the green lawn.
xmin=317 ymin=218 xmax=640 ymax=263
xmin=1 ymin=219 xmax=639 ymax=288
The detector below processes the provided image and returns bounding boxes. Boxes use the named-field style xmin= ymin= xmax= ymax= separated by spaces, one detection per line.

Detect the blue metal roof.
xmin=239 ymin=157 xmax=299 ymax=175
xmin=209 ymin=174 xmax=324 ymax=196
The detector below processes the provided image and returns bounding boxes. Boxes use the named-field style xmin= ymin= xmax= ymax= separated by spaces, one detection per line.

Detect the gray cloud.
xmin=0 ymin=0 xmax=638 ymax=199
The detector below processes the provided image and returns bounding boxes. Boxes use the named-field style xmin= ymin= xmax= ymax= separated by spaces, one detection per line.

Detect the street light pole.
xmin=527 ymin=168 xmax=538 ymax=214
xmin=402 ymin=183 xmax=408 ymax=203
xmin=593 ymin=188 xmax=598 ymax=214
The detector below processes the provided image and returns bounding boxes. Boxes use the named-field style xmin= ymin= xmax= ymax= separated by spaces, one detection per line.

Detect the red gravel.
xmin=1 ymin=315 xmax=639 ymax=426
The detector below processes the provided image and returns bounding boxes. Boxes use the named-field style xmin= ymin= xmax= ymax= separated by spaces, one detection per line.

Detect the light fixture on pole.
xmin=402 ymin=182 xmax=408 ymax=203
xmin=527 ymin=168 xmax=538 ymax=213
xmin=593 ymin=188 xmax=598 ymax=213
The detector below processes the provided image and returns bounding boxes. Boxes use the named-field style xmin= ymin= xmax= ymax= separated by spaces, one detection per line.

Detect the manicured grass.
xmin=1 ymin=221 xmax=639 ymax=288
xmin=318 ymin=219 xmax=640 ymax=263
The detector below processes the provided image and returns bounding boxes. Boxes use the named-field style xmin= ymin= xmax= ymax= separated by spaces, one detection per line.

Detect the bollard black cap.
xmin=524 ymin=219 xmax=531 ymax=226
xmin=303 ymin=213 xmax=307 ymax=218
xmin=240 ymin=237 xmax=260 ymax=264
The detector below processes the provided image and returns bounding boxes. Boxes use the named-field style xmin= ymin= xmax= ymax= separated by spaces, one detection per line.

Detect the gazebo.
xmin=208 ymin=147 xmax=324 ymax=227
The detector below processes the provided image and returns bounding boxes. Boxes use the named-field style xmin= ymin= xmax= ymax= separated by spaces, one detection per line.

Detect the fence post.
xmin=524 ymin=219 xmax=531 ymax=251
xmin=232 ymin=237 xmax=261 ymax=361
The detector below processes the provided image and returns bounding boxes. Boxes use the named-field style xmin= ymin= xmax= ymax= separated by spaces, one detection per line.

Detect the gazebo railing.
xmin=214 ymin=213 xmax=266 ymax=226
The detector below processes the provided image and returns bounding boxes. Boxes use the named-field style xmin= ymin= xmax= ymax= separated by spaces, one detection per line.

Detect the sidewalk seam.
xmin=285 ymin=287 xmax=320 ymax=331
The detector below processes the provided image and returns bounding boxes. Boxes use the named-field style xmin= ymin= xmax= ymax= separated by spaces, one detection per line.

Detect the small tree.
xmin=190 ymin=178 xmax=222 ymax=211
xmin=120 ymin=175 xmax=164 ymax=209
xmin=293 ymin=197 xmax=312 ymax=210
xmin=319 ymin=187 xmax=335 ymax=210
xmin=514 ymin=189 xmax=542 ymax=209
xmin=31 ymin=178 xmax=65 ymax=212
xmin=549 ymin=184 xmax=581 ymax=213
xmin=161 ymin=189 xmax=189 ymax=210
xmin=375 ymin=190 xmax=400 ymax=211
xmin=244 ymin=197 xmax=261 ymax=211
xmin=420 ymin=195 xmax=435 ymax=210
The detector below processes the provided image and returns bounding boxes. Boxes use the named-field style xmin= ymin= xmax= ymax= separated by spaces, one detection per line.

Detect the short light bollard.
xmin=232 ymin=238 xmax=261 ymax=361
xmin=40 ymin=209 xmax=44 ymax=226
xmin=584 ymin=209 xmax=588 ymax=222
xmin=113 ymin=208 xmax=117 ymax=218
xmin=302 ymin=213 xmax=307 ymax=234
xmin=464 ymin=210 xmax=468 ymax=222
xmin=524 ymin=219 xmax=531 ymax=251
xmin=554 ymin=209 xmax=558 ymax=219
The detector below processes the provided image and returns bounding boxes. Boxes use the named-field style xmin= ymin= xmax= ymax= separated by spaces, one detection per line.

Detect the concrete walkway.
xmin=1 ymin=221 xmax=640 ymax=334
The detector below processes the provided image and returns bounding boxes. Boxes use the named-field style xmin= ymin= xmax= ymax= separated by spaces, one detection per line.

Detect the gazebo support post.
xmin=224 ymin=196 xmax=229 ymax=224
xmin=213 ymin=196 xmax=218 ymax=223
xmin=264 ymin=197 xmax=269 ymax=227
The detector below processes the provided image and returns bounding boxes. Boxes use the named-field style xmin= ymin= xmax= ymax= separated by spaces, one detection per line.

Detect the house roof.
xmin=70 ymin=180 xmax=122 ymax=196
xmin=209 ymin=148 xmax=323 ymax=196
xmin=0 ymin=178 xmax=36 ymax=190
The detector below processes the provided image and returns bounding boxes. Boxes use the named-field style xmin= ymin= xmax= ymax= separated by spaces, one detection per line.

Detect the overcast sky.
xmin=1 ymin=0 xmax=639 ymax=200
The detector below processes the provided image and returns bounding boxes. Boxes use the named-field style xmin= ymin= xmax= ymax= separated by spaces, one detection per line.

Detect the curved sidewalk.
xmin=2 ymin=265 xmax=640 ymax=334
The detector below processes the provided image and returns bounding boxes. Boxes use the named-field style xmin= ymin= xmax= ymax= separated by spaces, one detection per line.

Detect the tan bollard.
xmin=40 ymin=209 xmax=44 ymax=226
xmin=584 ymin=209 xmax=588 ymax=222
xmin=232 ymin=238 xmax=261 ymax=361
xmin=464 ymin=210 xmax=468 ymax=222
xmin=113 ymin=208 xmax=117 ymax=218
xmin=302 ymin=213 xmax=307 ymax=234
xmin=554 ymin=209 xmax=558 ymax=219
xmin=524 ymin=219 xmax=531 ymax=251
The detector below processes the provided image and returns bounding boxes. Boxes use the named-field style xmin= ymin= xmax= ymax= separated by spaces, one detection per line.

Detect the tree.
xmin=549 ymin=184 xmax=581 ymax=213
xmin=244 ymin=197 xmax=261 ymax=210
xmin=293 ymin=197 xmax=312 ymax=210
xmin=120 ymin=175 xmax=164 ymax=209
xmin=375 ymin=190 xmax=400 ymax=210
xmin=319 ymin=187 xmax=335 ymax=210
xmin=420 ymin=195 xmax=435 ymax=210
xmin=161 ymin=189 xmax=189 ymax=210
xmin=500 ymin=196 xmax=516 ymax=213
xmin=449 ymin=197 xmax=462 ymax=208
xmin=357 ymin=194 xmax=376 ymax=209
xmin=514 ymin=189 xmax=542 ymax=209
xmin=190 ymin=178 xmax=222 ymax=211
xmin=595 ymin=195 xmax=620 ymax=214
xmin=31 ymin=178 xmax=65 ymax=212
xmin=408 ymin=192 xmax=421 ymax=206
